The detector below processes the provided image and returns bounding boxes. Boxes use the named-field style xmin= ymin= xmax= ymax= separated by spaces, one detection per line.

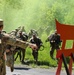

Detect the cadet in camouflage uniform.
xmin=0 ymin=19 xmax=28 ymax=75
xmin=0 ymin=19 xmax=6 ymax=75
xmin=46 ymin=30 xmax=62 ymax=60
xmin=15 ymin=30 xmax=28 ymax=63
xmin=6 ymin=27 xmax=20 ymax=72
xmin=30 ymin=34 xmax=43 ymax=63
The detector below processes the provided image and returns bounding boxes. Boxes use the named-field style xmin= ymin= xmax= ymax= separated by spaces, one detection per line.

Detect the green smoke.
xmin=0 ymin=0 xmax=74 ymax=35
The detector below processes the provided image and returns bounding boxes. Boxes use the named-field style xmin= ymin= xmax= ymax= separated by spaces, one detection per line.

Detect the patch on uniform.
xmin=0 ymin=39 xmax=1 ymax=44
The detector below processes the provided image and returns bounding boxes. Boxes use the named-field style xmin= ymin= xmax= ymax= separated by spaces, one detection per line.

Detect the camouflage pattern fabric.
xmin=0 ymin=32 xmax=29 ymax=75
xmin=6 ymin=54 xmax=14 ymax=67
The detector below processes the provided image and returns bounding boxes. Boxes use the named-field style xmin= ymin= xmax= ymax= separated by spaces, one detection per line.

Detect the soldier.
xmin=15 ymin=30 xmax=28 ymax=63
xmin=46 ymin=30 xmax=62 ymax=60
xmin=0 ymin=19 xmax=28 ymax=75
xmin=21 ymin=26 xmax=26 ymax=32
xmin=30 ymin=34 xmax=43 ymax=63
xmin=8 ymin=26 xmax=28 ymax=64
xmin=0 ymin=19 xmax=7 ymax=75
xmin=17 ymin=30 xmax=28 ymax=41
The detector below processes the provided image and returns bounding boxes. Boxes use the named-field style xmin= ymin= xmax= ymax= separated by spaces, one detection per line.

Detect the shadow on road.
xmin=21 ymin=60 xmax=57 ymax=67
xmin=14 ymin=67 xmax=31 ymax=70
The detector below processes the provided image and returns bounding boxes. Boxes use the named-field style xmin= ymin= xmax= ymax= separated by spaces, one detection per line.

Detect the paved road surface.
xmin=6 ymin=65 xmax=74 ymax=75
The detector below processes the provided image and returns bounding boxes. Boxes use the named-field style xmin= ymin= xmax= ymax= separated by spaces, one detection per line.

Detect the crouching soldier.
xmin=30 ymin=34 xmax=43 ymax=63
xmin=0 ymin=19 xmax=28 ymax=75
xmin=46 ymin=30 xmax=62 ymax=60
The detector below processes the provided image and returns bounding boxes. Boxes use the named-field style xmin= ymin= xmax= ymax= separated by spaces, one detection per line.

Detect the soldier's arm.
xmin=2 ymin=33 xmax=28 ymax=49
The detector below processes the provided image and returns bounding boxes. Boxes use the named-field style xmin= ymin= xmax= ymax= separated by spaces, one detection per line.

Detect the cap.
xmin=0 ymin=19 xmax=3 ymax=26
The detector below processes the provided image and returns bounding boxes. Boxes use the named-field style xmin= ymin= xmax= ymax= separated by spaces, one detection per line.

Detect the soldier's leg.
xmin=50 ymin=47 xmax=55 ymax=59
xmin=18 ymin=50 xmax=21 ymax=61
xmin=14 ymin=48 xmax=19 ymax=61
xmin=35 ymin=51 xmax=38 ymax=62
xmin=55 ymin=45 xmax=60 ymax=62
xmin=0 ymin=64 xmax=3 ymax=75
xmin=3 ymin=61 xmax=6 ymax=75
xmin=10 ymin=54 xmax=14 ymax=72
xmin=21 ymin=49 xmax=25 ymax=63
xmin=32 ymin=50 xmax=38 ymax=63
xmin=1 ymin=58 xmax=6 ymax=75
xmin=14 ymin=52 xmax=19 ymax=61
xmin=14 ymin=48 xmax=21 ymax=61
xmin=0 ymin=65 xmax=3 ymax=75
xmin=32 ymin=50 xmax=35 ymax=60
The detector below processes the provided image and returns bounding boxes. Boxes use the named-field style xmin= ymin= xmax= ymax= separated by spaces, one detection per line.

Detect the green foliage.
xmin=0 ymin=0 xmax=74 ymax=32
xmin=5 ymin=0 xmax=22 ymax=9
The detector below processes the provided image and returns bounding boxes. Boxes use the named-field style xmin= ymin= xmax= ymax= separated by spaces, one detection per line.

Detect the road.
xmin=6 ymin=65 xmax=74 ymax=75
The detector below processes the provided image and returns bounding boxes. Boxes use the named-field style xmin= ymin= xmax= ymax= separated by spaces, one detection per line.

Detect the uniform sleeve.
xmin=2 ymin=33 xmax=28 ymax=49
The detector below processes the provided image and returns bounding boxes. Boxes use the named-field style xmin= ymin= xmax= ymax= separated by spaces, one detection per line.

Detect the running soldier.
xmin=30 ymin=34 xmax=43 ymax=63
xmin=46 ymin=30 xmax=62 ymax=60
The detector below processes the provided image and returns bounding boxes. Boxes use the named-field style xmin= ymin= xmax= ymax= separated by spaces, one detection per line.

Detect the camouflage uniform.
xmin=0 ymin=19 xmax=28 ymax=75
xmin=46 ymin=30 xmax=62 ymax=59
xmin=15 ymin=29 xmax=28 ymax=63
xmin=30 ymin=34 xmax=43 ymax=63
xmin=18 ymin=31 xmax=28 ymax=63
xmin=6 ymin=45 xmax=15 ymax=72
xmin=7 ymin=26 xmax=28 ymax=64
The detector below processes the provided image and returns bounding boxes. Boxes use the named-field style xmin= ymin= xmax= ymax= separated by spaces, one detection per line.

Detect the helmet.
xmin=0 ymin=19 xmax=3 ymax=26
